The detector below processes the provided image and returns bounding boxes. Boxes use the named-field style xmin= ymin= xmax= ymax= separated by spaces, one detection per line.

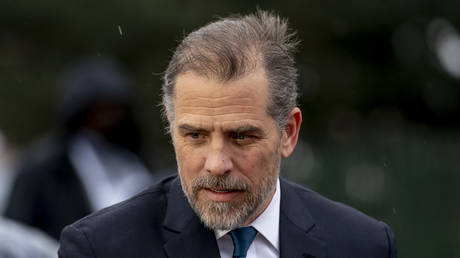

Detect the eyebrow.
xmin=230 ymin=125 xmax=263 ymax=134
xmin=177 ymin=124 xmax=206 ymax=131
xmin=177 ymin=123 xmax=263 ymax=134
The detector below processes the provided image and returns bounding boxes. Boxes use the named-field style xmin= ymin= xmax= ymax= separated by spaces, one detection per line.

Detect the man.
xmin=59 ymin=10 xmax=397 ymax=258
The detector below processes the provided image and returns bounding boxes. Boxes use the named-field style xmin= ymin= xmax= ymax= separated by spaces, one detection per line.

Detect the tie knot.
xmin=229 ymin=226 xmax=258 ymax=258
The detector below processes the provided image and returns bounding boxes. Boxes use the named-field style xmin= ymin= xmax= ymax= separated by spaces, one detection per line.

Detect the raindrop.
xmin=118 ymin=25 xmax=123 ymax=36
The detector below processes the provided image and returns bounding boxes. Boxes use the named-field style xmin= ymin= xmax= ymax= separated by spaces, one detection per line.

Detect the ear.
xmin=280 ymin=107 xmax=302 ymax=158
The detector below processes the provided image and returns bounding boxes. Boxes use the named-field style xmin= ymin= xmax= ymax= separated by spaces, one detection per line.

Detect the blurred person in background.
xmin=3 ymin=56 xmax=155 ymax=240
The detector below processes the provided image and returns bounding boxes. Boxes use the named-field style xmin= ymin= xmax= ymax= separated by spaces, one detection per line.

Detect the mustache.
xmin=191 ymin=175 xmax=249 ymax=192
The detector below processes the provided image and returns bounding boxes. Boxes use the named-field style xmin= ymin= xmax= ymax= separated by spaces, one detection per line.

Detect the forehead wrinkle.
xmin=177 ymin=112 xmax=264 ymax=126
xmin=175 ymin=71 xmax=269 ymax=104
xmin=175 ymin=94 xmax=265 ymax=118
xmin=177 ymin=95 xmax=259 ymax=107
xmin=176 ymin=106 xmax=259 ymax=116
xmin=177 ymin=99 xmax=258 ymax=109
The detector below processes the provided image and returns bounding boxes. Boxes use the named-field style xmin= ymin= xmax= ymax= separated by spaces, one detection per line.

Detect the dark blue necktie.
xmin=229 ymin=226 xmax=258 ymax=258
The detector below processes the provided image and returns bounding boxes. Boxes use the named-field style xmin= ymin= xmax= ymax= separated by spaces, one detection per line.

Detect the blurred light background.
xmin=0 ymin=0 xmax=459 ymax=257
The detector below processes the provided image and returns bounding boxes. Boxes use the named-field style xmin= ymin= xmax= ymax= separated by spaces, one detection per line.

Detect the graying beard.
xmin=180 ymin=173 xmax=276 ymax=231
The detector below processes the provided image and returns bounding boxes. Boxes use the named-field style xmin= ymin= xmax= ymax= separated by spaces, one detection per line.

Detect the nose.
xmin=204 ymin=149 xmax=233 ymax=176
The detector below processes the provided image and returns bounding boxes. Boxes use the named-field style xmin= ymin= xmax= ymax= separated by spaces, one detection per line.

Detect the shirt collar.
xmin=215 ymin=178 xmax=280 ymax=251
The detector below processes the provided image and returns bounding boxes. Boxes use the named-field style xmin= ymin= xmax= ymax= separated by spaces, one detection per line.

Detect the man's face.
xmin=171 ymin=69 xmax=284 ymax=230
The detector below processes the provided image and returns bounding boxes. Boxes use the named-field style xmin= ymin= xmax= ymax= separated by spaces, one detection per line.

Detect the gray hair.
xmin=162 ymin=10 xmax=299 ymax=131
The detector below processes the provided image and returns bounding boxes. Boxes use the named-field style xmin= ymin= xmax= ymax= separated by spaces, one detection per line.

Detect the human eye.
xmin=188 ymin=132 xmax=201 ymax=139
xmin=230 ymin=132 xmax=257 ymax=144
xmin=185 ymin=131 xmax=206 ymax=140
xmin=231 ymin=132 xmax=246 ymax=140
xmin=183 ymin=131 xmax=208 ymax=144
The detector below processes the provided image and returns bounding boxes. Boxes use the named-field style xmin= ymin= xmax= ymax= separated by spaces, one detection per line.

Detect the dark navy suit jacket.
xmin=59 ymin=175 xmax=397 ymax=258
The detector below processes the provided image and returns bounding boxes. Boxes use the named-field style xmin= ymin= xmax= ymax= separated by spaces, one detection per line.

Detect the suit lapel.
xmin=162 ymin=177 xmax=220 ymax=258
xmin=279 ymin=179 xmax=327 ymax=258
xmin=161 ymin=177 xmax=327 ymax=258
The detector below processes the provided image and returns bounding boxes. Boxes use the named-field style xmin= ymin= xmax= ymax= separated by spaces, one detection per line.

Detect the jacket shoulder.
xmin=281 ymin=178 xmax=397 ymax=257
xmin=282 ymin=178 xmax=384 ymax=228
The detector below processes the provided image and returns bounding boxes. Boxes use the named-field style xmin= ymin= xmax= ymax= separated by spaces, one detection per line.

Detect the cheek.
xmin=235 ymin=149 xmax=275 ymax=182
xmin=175 ymin=146 xmax=204 ymax=177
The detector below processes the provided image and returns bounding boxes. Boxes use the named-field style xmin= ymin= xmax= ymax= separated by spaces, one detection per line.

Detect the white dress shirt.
xmin=215 ymin=178 xmax=280 ymax=258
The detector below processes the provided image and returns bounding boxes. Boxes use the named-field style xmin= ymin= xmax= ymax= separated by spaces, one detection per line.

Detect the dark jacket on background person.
xmin=4 ymin=137 xmax=91 ymax=239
